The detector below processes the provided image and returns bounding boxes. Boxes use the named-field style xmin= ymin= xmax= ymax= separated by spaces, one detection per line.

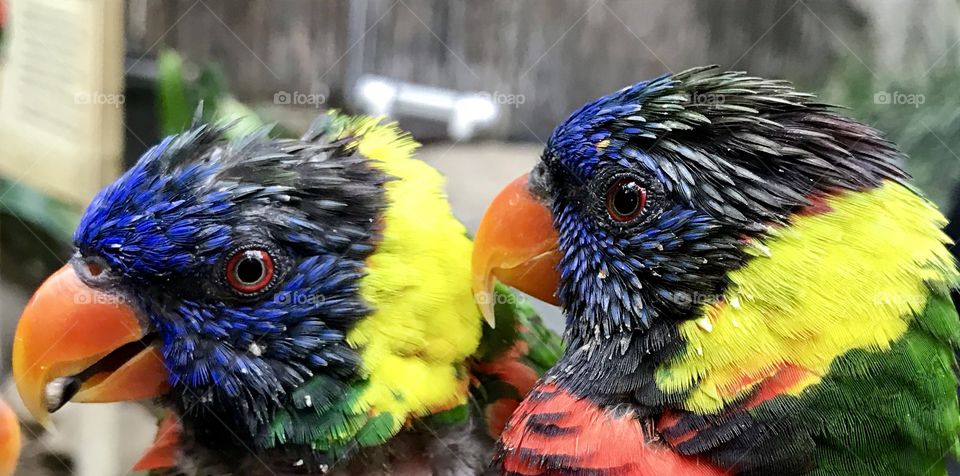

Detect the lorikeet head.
xmin=16 ymin=118 xmax=384 ymax=434
xmin=474 ymin=65 xmax=911 ymax=344
xmin=14 ymin=114 xmax=485 ymax=463
xmin=475 ymin=67 xmax=960 ymax=474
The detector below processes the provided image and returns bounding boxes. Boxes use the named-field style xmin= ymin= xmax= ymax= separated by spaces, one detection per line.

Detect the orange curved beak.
xmin=472 ymin=174 xmax=561 ymax=324
xmin=0 ymin=398 xmax=21 ymax=476
xmin=12 ymin=265 xmax=170 ymax=425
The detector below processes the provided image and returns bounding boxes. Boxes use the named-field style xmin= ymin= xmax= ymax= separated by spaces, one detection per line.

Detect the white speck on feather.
xmin=248 ymin=342 xmax=263 ymax=356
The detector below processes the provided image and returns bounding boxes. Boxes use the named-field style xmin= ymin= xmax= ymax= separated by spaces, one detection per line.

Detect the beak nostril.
xmin=75 ymin=255 xmax=110 ymax=281
xmin=86 ymin=261 xmax=104 ymax=277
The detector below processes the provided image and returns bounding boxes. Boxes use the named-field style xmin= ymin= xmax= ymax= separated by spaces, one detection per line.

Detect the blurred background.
xmin=1 ymin=0 xmax=960 ymax=474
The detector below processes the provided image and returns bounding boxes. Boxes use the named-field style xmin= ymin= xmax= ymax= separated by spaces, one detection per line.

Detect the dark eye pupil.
xmin=235 ymin=257 xmax=265 ymax=284
xmin=605 ymin=177 xmax=648 ymax=222
xmin=613 ymin=183 xmax=640 ymax=215
xmin=225 ymin=248 xmax=275 ymax=294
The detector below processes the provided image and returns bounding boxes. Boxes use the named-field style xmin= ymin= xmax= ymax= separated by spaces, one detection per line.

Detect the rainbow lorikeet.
xmin=12 ymin=113 xmax=562 ymax=474
xmin=472 ymin=66 xmax=960 ymax=475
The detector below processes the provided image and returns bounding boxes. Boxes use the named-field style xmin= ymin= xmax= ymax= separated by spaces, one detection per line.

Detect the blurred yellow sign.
xmin=0 ymin=0 xmax=123 ymax=206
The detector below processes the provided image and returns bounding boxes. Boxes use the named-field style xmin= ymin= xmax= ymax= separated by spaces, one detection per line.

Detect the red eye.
xmin=605 ymin=177 xmax=647 ymax=222
xmin=225 ymin=249 xmax=275 ymax=294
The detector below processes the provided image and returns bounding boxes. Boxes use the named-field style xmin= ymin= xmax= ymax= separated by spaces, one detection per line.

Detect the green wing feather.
xmin=732 ymin=290 xmax=960 ymax=476
xmin=800 ymin=291 xmax=960 ymax=475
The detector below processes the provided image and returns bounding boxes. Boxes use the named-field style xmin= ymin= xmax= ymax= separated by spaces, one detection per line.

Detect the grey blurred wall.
xmin=126 ymin=0 xmax=960 ymax=140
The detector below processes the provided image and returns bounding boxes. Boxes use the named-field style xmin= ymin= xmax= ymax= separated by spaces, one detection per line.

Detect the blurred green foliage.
xmin=0 ymin=181 xmax=77 ymax=243
xmin=157 ymin=49 xmax=266 ymax=138
xmin=0 ymin=184 xmax=72 ymax=288
xmin=822 ymin=60 xmax=960 ymax=211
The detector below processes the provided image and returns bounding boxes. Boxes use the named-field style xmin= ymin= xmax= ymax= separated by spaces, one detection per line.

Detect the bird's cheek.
xmin=12 ymin=264 xmax=169 ymax=425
